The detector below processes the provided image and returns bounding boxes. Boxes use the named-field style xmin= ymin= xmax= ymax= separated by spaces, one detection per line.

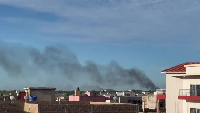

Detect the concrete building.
xmin=154 ymin=89 xmax=166 ymax=95
xmin=162 ymin=62 xmax=200 ymax=113
xmin=142 ymin=91 xmax=153 ymax=95
xmin=142 ymin=95 xmax=157 ymax=109
xmin=85 ymin=91 xmax=97 ymax=96
xmin=142 ymin=92 xmax=166 ymax=113
xmin=69 ymin=96 xmax=106 ymax=102
xmin=69 ymin=88 xmax=106 ymax=102
xmin=119 ymin=96 xmax=142 ymax=104
xmin=116 ymin=91 xmax=136 ymax=96
xmin=100 ymin=89 xmax=116 ymax=96
xmin=24 ymin=87 xmax=56 ymax=101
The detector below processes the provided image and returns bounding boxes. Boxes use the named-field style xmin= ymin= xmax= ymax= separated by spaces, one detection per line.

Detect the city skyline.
xmin=0 ymin=0 xmax=200 ymax=90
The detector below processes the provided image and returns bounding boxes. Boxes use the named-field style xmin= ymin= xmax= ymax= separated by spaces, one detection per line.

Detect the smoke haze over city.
xmin=0 ymin=41 xmax=156 ymax=91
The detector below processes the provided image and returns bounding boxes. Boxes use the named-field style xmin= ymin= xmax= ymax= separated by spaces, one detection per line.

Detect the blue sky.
xmin=0 ymin=0 xmax=200 ymax=90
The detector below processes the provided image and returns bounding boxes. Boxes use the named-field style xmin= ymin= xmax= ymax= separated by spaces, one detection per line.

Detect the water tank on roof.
xmin=29 ymin=96 xmax=37 ymax=101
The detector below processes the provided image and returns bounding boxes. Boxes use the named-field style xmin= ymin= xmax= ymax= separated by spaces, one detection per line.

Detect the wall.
xmin=180 ymin=76 xmax=200 ymax=113
xmin=166 ymin=74 xmax=183 ymax=113
xmin=119 ymin=96 xmax=142 ymax=103
xmin=130 ymin=91 xmax=136 ymax=96
xmin=186 ymin=66 xmax=200 ymax=74
xmin=38 ymin=102 xmax=139 ymax=113
xmin=23 ymin=102 xmax=38 ymax=113
xmin=0 ymin=101 xmax=139 ymax=113
xmin=0 ymin=101 xmax=24 ymax=113
xmin=155 ymin=89 xmax=166 ymax=95
xmin=105 ymin=96 xmax=112 ymax=100
xmin=30 ymin=89 xmax=55 ymax=101
xmin=184 ymin=101 xmax=200 ymax=113
xmin=79 ymin=96 xmax=105 ymax=102
xmin=116 ymin=91 xmax=136 ymax=96
xmin=116 ymin=92 xmax=124 ymax=96
xmin=142 ymin=95 xmax=156 ymax=109
xmin=69 ymin=96 xmax=80 ymax=101
xmin=182 ymin=76 xmax=200 ymax=90
xmin=106 ymin=100 xmax=115 ymax=103
xmin=69 ymin=96 xmax=106 ymax=102
xmin=85 ymin=92 xmax=96 ymax=96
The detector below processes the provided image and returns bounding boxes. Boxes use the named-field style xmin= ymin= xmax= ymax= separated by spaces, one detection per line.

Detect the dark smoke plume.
xmin=0 ymin=41 xmax=156 ymax=90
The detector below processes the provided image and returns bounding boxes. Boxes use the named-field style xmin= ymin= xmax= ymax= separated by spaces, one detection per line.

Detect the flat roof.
xmin=24 ymin=87 xmax=56 ymax=90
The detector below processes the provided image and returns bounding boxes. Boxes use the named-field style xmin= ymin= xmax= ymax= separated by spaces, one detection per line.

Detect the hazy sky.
xmin=0 ymin=0 xmax=200 ymax=90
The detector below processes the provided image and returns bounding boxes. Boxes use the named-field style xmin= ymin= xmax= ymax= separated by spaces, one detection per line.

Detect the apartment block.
xmin=162 ymin=62 xmax=200 ymax=113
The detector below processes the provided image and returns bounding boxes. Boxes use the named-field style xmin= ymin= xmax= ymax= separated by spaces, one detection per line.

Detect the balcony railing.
xmin=179 ymin=89 xmax=200 ymax=96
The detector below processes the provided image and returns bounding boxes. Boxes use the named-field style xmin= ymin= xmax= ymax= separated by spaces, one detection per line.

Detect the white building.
xmin=154 ymin=89 xmax=166 ymax=95
xmin=162 ymin=62 xmax=200 ymax=113
xmin=116 ymin=91 xmax=136 ymax=96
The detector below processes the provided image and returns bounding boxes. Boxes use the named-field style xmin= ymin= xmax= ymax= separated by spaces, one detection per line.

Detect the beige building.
xmin=162 ymin=62 xmax=200 ymax=113
xmin=142 ymin=95 xmax=157 ymax=109
xmin=24 ymin=87 xmax=56 ymax=101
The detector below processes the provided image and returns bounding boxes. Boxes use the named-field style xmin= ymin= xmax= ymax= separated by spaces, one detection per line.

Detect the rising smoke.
xmin=0 ymin=41 xmax=156 ymax=91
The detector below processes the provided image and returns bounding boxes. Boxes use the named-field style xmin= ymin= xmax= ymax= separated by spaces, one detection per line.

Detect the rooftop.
xmin=161 ymin=62 xmax=200 ymax=73
xmin=24 ymin=87 xmax=56 ymax=90
xmin=90 ymin=102 xmax=133 ymax=105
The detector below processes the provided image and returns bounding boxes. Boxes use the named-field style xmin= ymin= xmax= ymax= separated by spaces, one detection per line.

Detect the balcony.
xmin=178 ymin=89 xmax=200 ymax=101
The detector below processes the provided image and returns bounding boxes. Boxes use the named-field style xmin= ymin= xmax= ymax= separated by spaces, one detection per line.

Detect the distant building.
xmin=154 ymin=89 xmax=166 ymax=95
xmin=24 ymin=87 xmax=56 ymax=101
xmin=116 ymin=91 xmax=136 ymax=96
xmin=119 ymin=96 xmax=142 ymax=104
xmin=130 ymin=90 xmax=142 ymax=94
xmin=55 ymin=93 xmax=68 ymax=101
xmin=100 ymin=89 xmax=116 ymax=96
xmin=142 ymin=91 xmax=154 ymax=95
xmin=69 ymin=88 xmax=106 ymax=102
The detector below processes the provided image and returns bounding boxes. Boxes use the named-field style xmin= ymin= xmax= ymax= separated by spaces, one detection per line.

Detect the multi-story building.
xmin=162 ymin=62 xmax=200 ymax=113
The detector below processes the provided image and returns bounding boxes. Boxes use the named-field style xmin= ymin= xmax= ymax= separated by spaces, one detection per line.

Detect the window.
xmin=190 ymin=84 xmax=200 ymax=96
xmin=190 ymin=108 xmax=196 ymax=113
xmin=190 ymin=108 xmax=200 ymax=113
xmin=198 ymin=109 xmax=200 ymax=113
xmin=160 ymin=103 xmax=164 ymax=107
